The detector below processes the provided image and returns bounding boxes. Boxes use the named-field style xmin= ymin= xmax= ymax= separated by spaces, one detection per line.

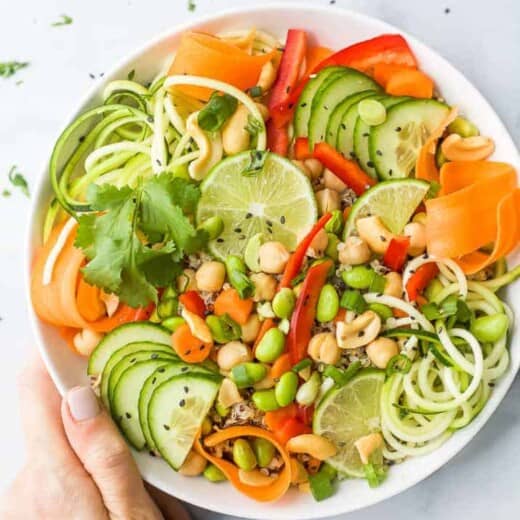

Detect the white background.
xmin=0 ymin=1 xmax=519 ymax=519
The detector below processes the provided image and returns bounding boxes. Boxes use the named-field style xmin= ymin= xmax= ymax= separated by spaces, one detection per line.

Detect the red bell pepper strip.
xmin=296 ymin=404 xmax=314 ymax=427
xmin=293 ymin=137 xmax=313 ymax=160
xmin=287 ymin=259 xmax=333 ymax=364
xmin=179 ymin=290 xmax=206 ymax=318
xmin=264 ymin=404 xmax=311 ymax=445
xmin=313 ymin=142 xmax=376 ymax=196
xmin=275 ymin=418 xmax=312 ymax=445
xmin=271 ymin=34 xmax=417 ymax=127
xmin=383 ymin=236 xmax=410 ymax=272
xmin=89 ymin=303 xmax=154 ymax=333
xmin=406 ymin=262 xmax=439 ymax=301
xmin=279 ymin=213 xmax=332 ymax=289
xmin=267 ymin=120 xmax=290 ymax=156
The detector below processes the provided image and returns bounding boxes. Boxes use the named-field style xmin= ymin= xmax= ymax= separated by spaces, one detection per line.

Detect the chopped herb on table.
xmin=187 ymin=0 xmax=196 ymax=12
xmin=2 ymin=189 xmax=11 ymax=198
xmin=51 ymin=14 xmax=73 ymax=27
xmin=7 ymin=166 xmax=29 ymax=197
xmin=0 ymin=61 xmax=29 ymax=79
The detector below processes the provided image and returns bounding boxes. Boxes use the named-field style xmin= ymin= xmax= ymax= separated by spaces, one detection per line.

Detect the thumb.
xmin=62 ymin=386 xmax=162 ymax=520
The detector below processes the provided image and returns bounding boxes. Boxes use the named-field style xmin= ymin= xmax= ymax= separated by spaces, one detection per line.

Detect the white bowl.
xmin=25 ymin=3 xmax=520 ymax=519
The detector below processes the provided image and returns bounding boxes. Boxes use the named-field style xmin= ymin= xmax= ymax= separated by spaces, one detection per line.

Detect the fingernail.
xmin=67 ymin=386 xmax=100 ymax=422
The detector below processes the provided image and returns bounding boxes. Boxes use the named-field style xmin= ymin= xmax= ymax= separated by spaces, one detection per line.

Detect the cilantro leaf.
xmin=187 ymin=0 xmax=196 ymax=12
xmin=51 ymin=14 xmax=73 ymax=27
xmin=7 ymin=166 xmax=29 ymax=197
xmin=0 ymin=62 xmax=29 ymax=79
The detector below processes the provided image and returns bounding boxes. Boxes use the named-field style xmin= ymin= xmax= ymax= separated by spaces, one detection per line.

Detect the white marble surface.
xmin=0 ymin=0 xmax=519 ymax=519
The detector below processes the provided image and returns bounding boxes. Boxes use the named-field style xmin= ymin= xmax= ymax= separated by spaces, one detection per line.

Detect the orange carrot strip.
xmin=303 ymin=46 xmax=333 ymax=77
xmin=169 ymin=32 xmax=274 ymax=101
xmin=194 ymin=426 xmax=292 ymax=502
xmin=171 ymin=323 xmax=212 ymax=363
xmin=270 ymin=353 xmax=292 ymax=380
xmin=373 ymin=62 xmax=415 ymax=87
xmin=214 ymin=288 xmax=253 ymax=325
xmin=77 ymin=277 xmax=106 ymax=322
xmin=385 ymin=68 xmax=434 ymax=98
xmin=416 ymin=107 xmax=459 ymax=182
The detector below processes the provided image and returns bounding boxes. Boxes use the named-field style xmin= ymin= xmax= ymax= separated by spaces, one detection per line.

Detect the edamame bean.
xmin=317 ymin=284 xmax=339 ymax=323
xmin=198 ymin=216 xmax=224 ymax=240
xmin=215 ymin=402 xmax=229 ymax=417
xmin=233 ymin=439 xmax=257 ymax=471
xmin=255 ymin=328 xmax=286 ymax=363
xmin=325 ymin=233 xmax=340 ymax=261
xmin=231 ymin=362 xmax=268 ymax=388
xmin=253 ymin=438 xmax=276 ymax=468
xmin=341 ymin=265 xmax=375 ymax=289
xmin=324 ymin=209 xmax=343 ymax=235
xmin=275 ymin=371 xmax=299 ymax=407
xmin=368 ymin=303 xmax=393 ymax=321
xmin=272 ymin=288 xmax=296 ymax=319
xmin=424 ymin=278 xmax=444 ymax=301
xmin=296 ymin=371 xmax=321 ymax=406
xmin=203 ymin=464 xmax=227 ymax=482
xmin=470 ymin=313 xmax=508 ymax=342
xmin=448 ymin=116 xmax=479 ymax=138
xmin=161 ymin=316 xmax=186 ymax=332
xmin=157 ymin=298 xmax=178 ymax=319
xmin=251 ymin=389 xmax=280 ymax=412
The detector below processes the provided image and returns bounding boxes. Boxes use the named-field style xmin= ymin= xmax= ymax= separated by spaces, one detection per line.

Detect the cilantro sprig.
xmin=0 ymin=61 xmax=29 ymax=79
xmin=75 ymin=174 xmax=207 ymax=307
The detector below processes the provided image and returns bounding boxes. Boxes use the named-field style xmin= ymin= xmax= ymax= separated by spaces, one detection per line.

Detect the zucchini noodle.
xmin=42 ymin=218 xmax=77 ymax=285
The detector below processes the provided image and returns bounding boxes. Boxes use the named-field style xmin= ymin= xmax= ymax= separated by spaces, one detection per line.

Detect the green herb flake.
xmin=2 ymin=189 xmax=11 ymax=198
xmin=187 ymin=0 xmax=196 ymax=12
xmin=127 ymin=69 xmax=136 ymax=80
xmin=51 ymin=14 xmax=73 ymax=27
xmin=242 ymin=150 xmax=268 ymax=177
xmin=245 ymin=115 xmax=263 ymax=139
xmin=7 ymin=166 xmax=29 ymax=197
xmin=0 ymin=61 xmax=29 ymax=79
xmin=198 ymin=92 xmax=238 ymax=132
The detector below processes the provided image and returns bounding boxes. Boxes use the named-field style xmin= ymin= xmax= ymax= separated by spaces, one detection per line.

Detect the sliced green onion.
xmin=358 ymin=99 xmax=386 ymax=126
xmin=248 ymin=86 xmax=263 ymax=98
xmin=363 ymin=463 xmax=387 ymax=488
xmin=440 ymin=294 xmax=459 ymax=316
xmin=198 ymin=92 xmax=238 ymax=131
xmin=308 ymin=469 xmax=335 ymax=502
xmin=368 ymin=273 xmax=387 ymax=293
xmin=225 ymin=255 xmax=255 ymax=299
xmin=386 ymin=354 xmax=412 ymax=377
xmin=340 ymin=289 xmax=367 ymax=313
xmin=420 ymin=302 xmax=443 ymax=320
xmin=323 ymin=361 xmax=361 ymax=387
xmin=292 ymin=358 xmax=312 ymax=373
xmin=206 ymin=313 xmax=241 ymax=343
xmin=324 ymin=209 xmax=343 ymax=235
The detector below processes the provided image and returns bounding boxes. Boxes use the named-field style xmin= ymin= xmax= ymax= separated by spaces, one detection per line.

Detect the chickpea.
xmin=315 ymin=189 xmax=341 ymax=215
xmin=366 ymin=338 xmax=400 ymax=369
xmin=308 ymin=228 xmax=329 ymax=258
xmin=304 ymin=159 xmax=324 ymax=180
xmin=308 ymin=332 xmax=341 ymax=365
xmin=179 ymin=450 xmax=208 ymax=476
xmin=355 ymin=216 xmax=395 ymax=255
xmin=258 ymin=241 xmax=290 ymax=274
xmin=217 ymin=341 xmax=252 ymax=371
xmin=241 ymin=313 xmax=261 ymax=343
xmin=338 ymin=236 xmax=371 ymax=265
xmin=177 ymin=268 xmax=198 ymax=292
xmin=257 ymin=60 xmax=277 ymax=92
xmin=322 ymin=168 xmax=347 ymax=192
xmin=73 ymin=328 xmax=104 ymax=356
xmin=222 ymin=105 xmax=251 ymax=155
xmin=250 ymin=272 xmax=277 ymax=301
xmin=195 ymin=261 xmax=226 ymax=292
xmin=292 ymin=160 xmax=312 ymax=178
xmin=384 ymin=272 xmax=403 ymax=298
xmin=403 ymin=222 xmax=427 ymax=256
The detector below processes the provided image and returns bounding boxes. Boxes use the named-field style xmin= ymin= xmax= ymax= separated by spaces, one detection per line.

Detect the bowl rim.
xmin=24 ymin=2 xmax=520 ymax=519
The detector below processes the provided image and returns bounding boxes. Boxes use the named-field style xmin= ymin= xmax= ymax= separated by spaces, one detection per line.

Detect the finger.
xmin=145 ymin=484 xmax=191 ymax=520
xmin=62 ymin=386 xmax=162 ymax=519
xmin=18 ymin=351 xmax=74 ymax=465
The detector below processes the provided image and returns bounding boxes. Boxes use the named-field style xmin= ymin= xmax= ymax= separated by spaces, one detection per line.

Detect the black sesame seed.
xmin=200 ymin=344 xmax=206 ymax=350
xmin=444 ymin=7 xmax=450 ymax=14
xmin=158 ymin=367 xmax=165 ymax=373
xmin=78 ymin=135 xmax=85 ymax=143
xmin=395 ymin=126 xmax=402 ymax=132
xmin=376 ymin=150 xmax=383 ymax=156
xmin=380 ymin=235 xmax=387 ymax=242
xmin=340 ymin=123 xmax=346 ymax=130
xmin=363 ymin=132 xmax=369 ymax=138
xmin=179 ymin=399 xmax=186 ymax=407
xmin=234 ymin=227 xmax=242 ymax=233
xmin=286 ymin=86 xmax=291 ymax=94
xmin=358 ymin=330 xmax=365 ymax=337
xmin=388 ymin=169 xmax=393 ymax=176
xmin=184 ymin=386 xmax=189 ymax=393
xmin=130 ymin=357 xmax=137 ymax=363
xmin=267 ymin=228 xmax=273 ymax=234
xmin=149 ymin=451 xmax=156 ymax=457
xmin=126 ymin=412 xmax=132 ymax=419
xmin=152 ymin=377 xmax=157 ymax=384
xmin=350 ymin=152 xmax=356 ymax=158
xmin=300 ymin=102 xmax=307 ymax=108
xmin=246 ymin=212 xmax=253 ymax=219
xmin=280 ymin=215 xmax=286 ymax=224
xmin=324 ymin=105 xmax=329 ymax=110
xmin=423 ymin=253 xmax=429 ymax=259
xmin=185 ymin=350 xmax=191 ymax=356
xmin=367 ymin=161 xmax=374 ymax=167
xmin=288 ymin=103 xmax=294 ymax=109
xmin=150 ymin=353 xmax=159 ymax=359
xmin=181 ymin=366 xmax=189 ymax=372
xmin=147 ymin=115 xmax=154 ymax=123
xmin=89 ymin=73 xmax=95 ymax=79
xmin=163 ymin=424 xmax=170 ymax=431
xmin=156 ymin=159 xmax=162 ymax=166
xmin=266 ymin=220 xmax=273 ymax=226
xmin=239 ymin=234 xmax=246 ymax=240
xmin=217 ymin=238 xmax=224 ymax=243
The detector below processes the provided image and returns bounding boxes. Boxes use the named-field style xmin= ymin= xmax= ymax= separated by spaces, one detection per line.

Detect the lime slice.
xmin=313 ymin=369 xmax=385 ymax=477
xmin=196 ymin=152 xmax=317 ymax=260
xmin=343 ymin=179 xmax=429 ymax=238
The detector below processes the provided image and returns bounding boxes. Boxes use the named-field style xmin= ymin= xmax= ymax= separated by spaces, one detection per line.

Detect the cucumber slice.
xmin=139 ymin=363 xmax=216 ymax=452
xmin=100 ymin=341 xmax=176 ymax=409
xmin=369 ymin=99 xmax=450 ymax=179
xmin=353 ymin=97 xmax=409 ymax=177
xmin=336 ymin=92 xmax=381 ymax=160
xmin=107 ymin=350 xmax=177 ymax=407
xmin=112 ymin=360 xmax=175 ymax=449
xmin=308 ymin=69 xmax=380 ymax=148
xmin=148 ymin=374 xmax=221 ymax=470
xmin=294 ymin=67 xmax=346 ymax=138
xmin=88 ymin=322 xmax=171 ymax=377
xmin=325 ymin=90 xmax=378 ymax=146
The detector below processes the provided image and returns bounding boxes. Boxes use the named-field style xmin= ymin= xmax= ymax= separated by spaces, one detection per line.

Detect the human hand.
xmin=0 ymin=353 xmax=190 ymax=520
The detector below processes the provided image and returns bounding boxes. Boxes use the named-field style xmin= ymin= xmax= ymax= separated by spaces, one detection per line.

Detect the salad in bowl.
xmin=29 ymin=22 xmax=520 ymax=505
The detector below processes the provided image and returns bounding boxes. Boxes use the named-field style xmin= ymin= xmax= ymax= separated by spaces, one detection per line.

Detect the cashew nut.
xmin=338 ymin=236 xmax=371 ymax=265
xmin=323 ymin=168 xmax=347 ymax=192
xmin=383 ymin=272 xmax=403 ymax=299
xmin=257 ymin=60 xmax=277 ymax=92
xmin=441 ymin=134 xmax=495 ymax=162
xmin=181 ymin=308 xmax=213 ymax=344
xmin=217 ymin=341 xmax=252 ymax=371
xmin=258 ymin=241 xmax=290 ymax=274
xmin=354 ymin=433 xmax=383 ymax=465
xmin=315 ymin=189 xmax=341 ymax=215
xmin=73 ymin=328 xmax=104 ymax=356
xmin=238 ymin=469 xmax=276 ymax=487
xmin=222 ymin=104 xmax=251 ymax=155
xmin=356 ymin=216 xmax=395 ymax=255
xmin=336 ymin=311 xmax=381 ymax=349
xmin=403 ymin=222 xmax=427 ymax=256
xmin=217 ymin=377 xmax=244 ymax=408
xmin=286 ymin=434 xmax=337 ymax=460
xmin=290 ymin=458 xmax=309 ymax=485
xmin=292 ymin=160 xmax=312 ymax=179
xmin=179 ymin=450 xmax=208 ymax=476
xmin=304 ymin=159 xmax=324 ymax=179
xmin=307 ymin=228 xmax=329 ymax=258
xmin=187 ymin=112 xmax=223 ymax=180
xmin=308 ymin=332 xmax=341 ymax=365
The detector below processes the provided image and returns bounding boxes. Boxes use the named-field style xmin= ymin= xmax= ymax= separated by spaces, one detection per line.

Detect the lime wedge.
xmin=343 ymin=179 xmax=429 ymax=238
xmin=196 ymin=152 xmax=317 ymax=260
xmin=313 ymin=369 xmax=385 ymax=477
